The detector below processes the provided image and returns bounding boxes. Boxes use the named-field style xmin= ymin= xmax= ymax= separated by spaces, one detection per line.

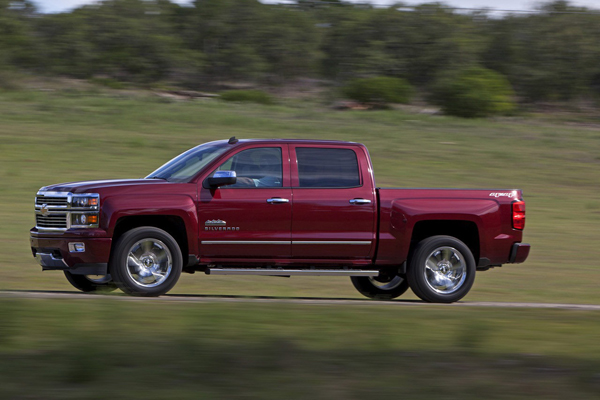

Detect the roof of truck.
xmin=222 ymin=138 xmax=364 ymax=146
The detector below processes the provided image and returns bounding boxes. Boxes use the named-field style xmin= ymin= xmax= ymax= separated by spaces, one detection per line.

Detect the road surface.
xmin=1 ymin=290 xmax=599 ymax=310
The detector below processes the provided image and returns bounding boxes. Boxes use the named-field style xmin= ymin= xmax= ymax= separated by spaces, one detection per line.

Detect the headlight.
xmin=71 ymin=195 xmax=99 ymax=209
xmin=71 ymin=213 xmax=99 ymax=228
xmin=70 ymin=193 xmax=100 ymax=228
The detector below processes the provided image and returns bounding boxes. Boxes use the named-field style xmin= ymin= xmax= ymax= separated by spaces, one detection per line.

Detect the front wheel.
xmin=406 ymin=235 xmax=476 ymax=303
xmin=351 ymin=275 xmax=409 ymax=300
xmin=109 ymin=227 xmax=183 ymax=297
xmin=63 ymin=271 xmax=118 ymax=293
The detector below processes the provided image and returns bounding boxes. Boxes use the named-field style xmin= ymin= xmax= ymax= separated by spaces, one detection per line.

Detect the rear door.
xmin=198 ymin=144 xmax=292 ymax=261
xmin=290 ymin=145 xmax=376 ymax=261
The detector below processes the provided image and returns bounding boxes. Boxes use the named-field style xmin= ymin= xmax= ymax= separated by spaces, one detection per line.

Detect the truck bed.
xmin=375 ymin=188 xmax=524 ymax=267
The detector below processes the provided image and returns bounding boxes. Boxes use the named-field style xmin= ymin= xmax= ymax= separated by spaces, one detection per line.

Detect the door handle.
xmin=267 ymin=198 xmax=290 ymax=204
xmin=349 ymin=198 xmax=372 ymax=205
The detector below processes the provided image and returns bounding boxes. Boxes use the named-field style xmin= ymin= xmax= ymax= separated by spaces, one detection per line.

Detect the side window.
xmin=217 ymin=147 xmax=283 ymax=188
xmin=296 ymin=148 xmax=360 ymax=188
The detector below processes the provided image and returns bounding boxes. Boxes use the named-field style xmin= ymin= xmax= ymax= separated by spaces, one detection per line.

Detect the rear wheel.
xmin=63 ymin=271 xmax=117 ymax=293
xmin=110 ymin=227 xmax=183 ymax=297
xmin=351 ymin=274 xmax=409 ymax=300
xmin=406 ymin=235 xmax=476 ymax=303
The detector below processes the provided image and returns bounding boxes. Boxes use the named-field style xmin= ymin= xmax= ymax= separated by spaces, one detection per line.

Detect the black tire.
xmin=109 ymin=227 xmax=183 ymax=297
xmin=63 ymin=271 xmax=118 ymax=293
xmin=406 ymin=235 xmax=476 ymax=303
xmin=350 ymin=275 xmax=409 ymax=300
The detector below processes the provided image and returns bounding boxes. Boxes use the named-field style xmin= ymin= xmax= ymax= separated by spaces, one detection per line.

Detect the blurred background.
xmin=1 ymin=0 xmax=600 ymax=398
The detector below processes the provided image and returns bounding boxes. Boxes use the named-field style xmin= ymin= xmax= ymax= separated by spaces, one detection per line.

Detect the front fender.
xmin=101 ymin=194 xmax=199 ymax=255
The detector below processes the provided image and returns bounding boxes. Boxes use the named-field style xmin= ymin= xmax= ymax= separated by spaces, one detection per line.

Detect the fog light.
xmin=68 ymin=242 xmax=85 ymax=253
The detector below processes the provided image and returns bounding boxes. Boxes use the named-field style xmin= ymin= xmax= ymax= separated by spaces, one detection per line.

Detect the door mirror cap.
xmin=207 ymin=170 xmax=237 ymax=188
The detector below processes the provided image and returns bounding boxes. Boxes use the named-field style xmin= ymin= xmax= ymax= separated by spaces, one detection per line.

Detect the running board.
xmin=205 ymin=268 xmax=379 ymax=277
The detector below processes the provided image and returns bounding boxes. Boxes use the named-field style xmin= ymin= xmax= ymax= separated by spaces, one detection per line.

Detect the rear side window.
xmin=296 ymin=147 xmax=360 ymax=188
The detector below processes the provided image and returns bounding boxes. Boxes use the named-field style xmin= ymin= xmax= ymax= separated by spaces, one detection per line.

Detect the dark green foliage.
xmin=220 ymin=89 xmax=275 ymax=105
xmin=431 ymin=67 xmax=516 ymax=118
xmin=480 ymin=2 xmax=600 ymax=102
xmin=0 ymin=0 xmax=38 ymax=69
xmin=321 ymin=5 xmax=483 ymax=86
xmin=34 ymin=0 xmax=190 ymax=83
xmin=343 ymin=76 xmax=413 ymax=104
xmin=0 ymin=0 xmax=599 ymax=105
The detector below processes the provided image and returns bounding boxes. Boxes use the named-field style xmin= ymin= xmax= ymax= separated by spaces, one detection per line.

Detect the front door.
xmin=198 ymin=145 xmax=292 ymax=261
xmin=290 ymin=145 xmax=376 ymax=261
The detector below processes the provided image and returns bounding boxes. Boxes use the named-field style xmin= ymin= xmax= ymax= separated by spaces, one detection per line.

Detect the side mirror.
xmin=207 ymin=170 xmax=237 ymax=188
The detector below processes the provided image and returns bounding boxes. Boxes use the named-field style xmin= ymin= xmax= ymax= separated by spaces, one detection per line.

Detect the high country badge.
xmin=205 ymin=219 xmax=240 ymax=231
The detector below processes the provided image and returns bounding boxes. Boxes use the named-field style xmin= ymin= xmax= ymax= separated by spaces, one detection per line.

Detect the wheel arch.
xmin=111 ymin=215 xmax=189 ymax=263
xmin=409 ymin=220 xmax=480 ymax=264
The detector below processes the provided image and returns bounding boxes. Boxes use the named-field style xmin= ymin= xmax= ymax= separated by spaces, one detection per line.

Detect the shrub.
xmin=220 ymin=90 xmax=275 ymax=105
xmin=343 ymin=76 xmax=413 ymax=104
xmin=431 ymin=67 xmax=516 ymax=118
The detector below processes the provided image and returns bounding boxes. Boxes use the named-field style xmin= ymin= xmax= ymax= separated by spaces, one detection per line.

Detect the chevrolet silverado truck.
xmin=30 ymin=138 xmax=530 ymax=302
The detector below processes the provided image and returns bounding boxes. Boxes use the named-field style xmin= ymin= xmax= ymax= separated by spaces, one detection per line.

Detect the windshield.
xmin=146 ymin=142 xmax=230 ymax=182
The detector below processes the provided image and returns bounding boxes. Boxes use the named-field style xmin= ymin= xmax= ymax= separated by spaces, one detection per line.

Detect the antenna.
xmin=228 ymin=136 xmax=239 ymax=144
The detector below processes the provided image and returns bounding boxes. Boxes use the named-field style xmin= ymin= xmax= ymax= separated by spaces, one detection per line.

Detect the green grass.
xmin=0 ymin=299 xmax=599 ymax=399
xmin=0 ymin=89 xmax=599 ymax=304
xmin=220 ymin=89 xmax=276 ymax=105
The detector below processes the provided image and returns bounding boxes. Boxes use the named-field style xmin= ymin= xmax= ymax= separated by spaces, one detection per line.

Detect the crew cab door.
xmin=197 ymin=144 xmax=292 ymax=260
xmin=290 ymin=145 xmax=376 ymax=261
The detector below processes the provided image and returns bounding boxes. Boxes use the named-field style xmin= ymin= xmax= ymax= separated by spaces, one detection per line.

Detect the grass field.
xmin=1 ymin=88 xmax=599 ymax=303
xmin=0 ymin=299 xmax=599 ymax=399
xmin=0 ymin=88 xmax=599 ymax=398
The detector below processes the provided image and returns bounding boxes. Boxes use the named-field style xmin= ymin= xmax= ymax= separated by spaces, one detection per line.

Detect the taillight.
xmin=512 ymin=200 xmax=525 ymax=230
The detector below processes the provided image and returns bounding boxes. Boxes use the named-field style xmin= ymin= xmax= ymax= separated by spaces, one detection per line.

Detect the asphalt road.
xmin=1 ymin=290 xmax=600 ymax=310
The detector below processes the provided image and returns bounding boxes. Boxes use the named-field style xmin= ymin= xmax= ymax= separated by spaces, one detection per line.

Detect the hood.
xmin=39 ymin=179 xmax=168 ymax=194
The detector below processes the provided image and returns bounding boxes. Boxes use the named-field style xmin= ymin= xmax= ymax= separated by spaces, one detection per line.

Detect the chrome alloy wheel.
xmin=85 ymin=274 xmax=112 ymax=284
xmin=368 ymin=275 xmax=405 ymax=291
xmin=424 ymin=246 xmax=467 ymax=295
xmin=126 ymin=239 xmax=173 ymax=288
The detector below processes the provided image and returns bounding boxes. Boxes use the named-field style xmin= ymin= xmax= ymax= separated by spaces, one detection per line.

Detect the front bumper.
xmin=35 ymin=252 xmax=69 ymax=269
xmin=509 ymin=242 xmax=530 ymax=264
xmin=30 ymin=231 xmax=112 ymax=275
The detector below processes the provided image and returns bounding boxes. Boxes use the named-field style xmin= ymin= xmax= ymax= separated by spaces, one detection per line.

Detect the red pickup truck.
xmin=30 ymin=138 xmax=530 ymax=303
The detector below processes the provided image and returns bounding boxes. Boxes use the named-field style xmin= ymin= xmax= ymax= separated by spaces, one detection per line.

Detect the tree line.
xmin=1 ymin=0 xmax=600 ymax=102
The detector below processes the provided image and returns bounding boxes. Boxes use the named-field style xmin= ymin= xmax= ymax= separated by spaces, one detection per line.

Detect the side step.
xmin=205 ymin=268 xmax=379 ymax=277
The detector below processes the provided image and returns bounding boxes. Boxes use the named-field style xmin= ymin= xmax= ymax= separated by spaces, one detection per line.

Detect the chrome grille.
xmin=35 ymin=191 xmax=100 ymax=231
xmin=36 ymin=196 xmax=69 ymax=207
xmin=36 ymin=214 xmax=68 ymax=229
